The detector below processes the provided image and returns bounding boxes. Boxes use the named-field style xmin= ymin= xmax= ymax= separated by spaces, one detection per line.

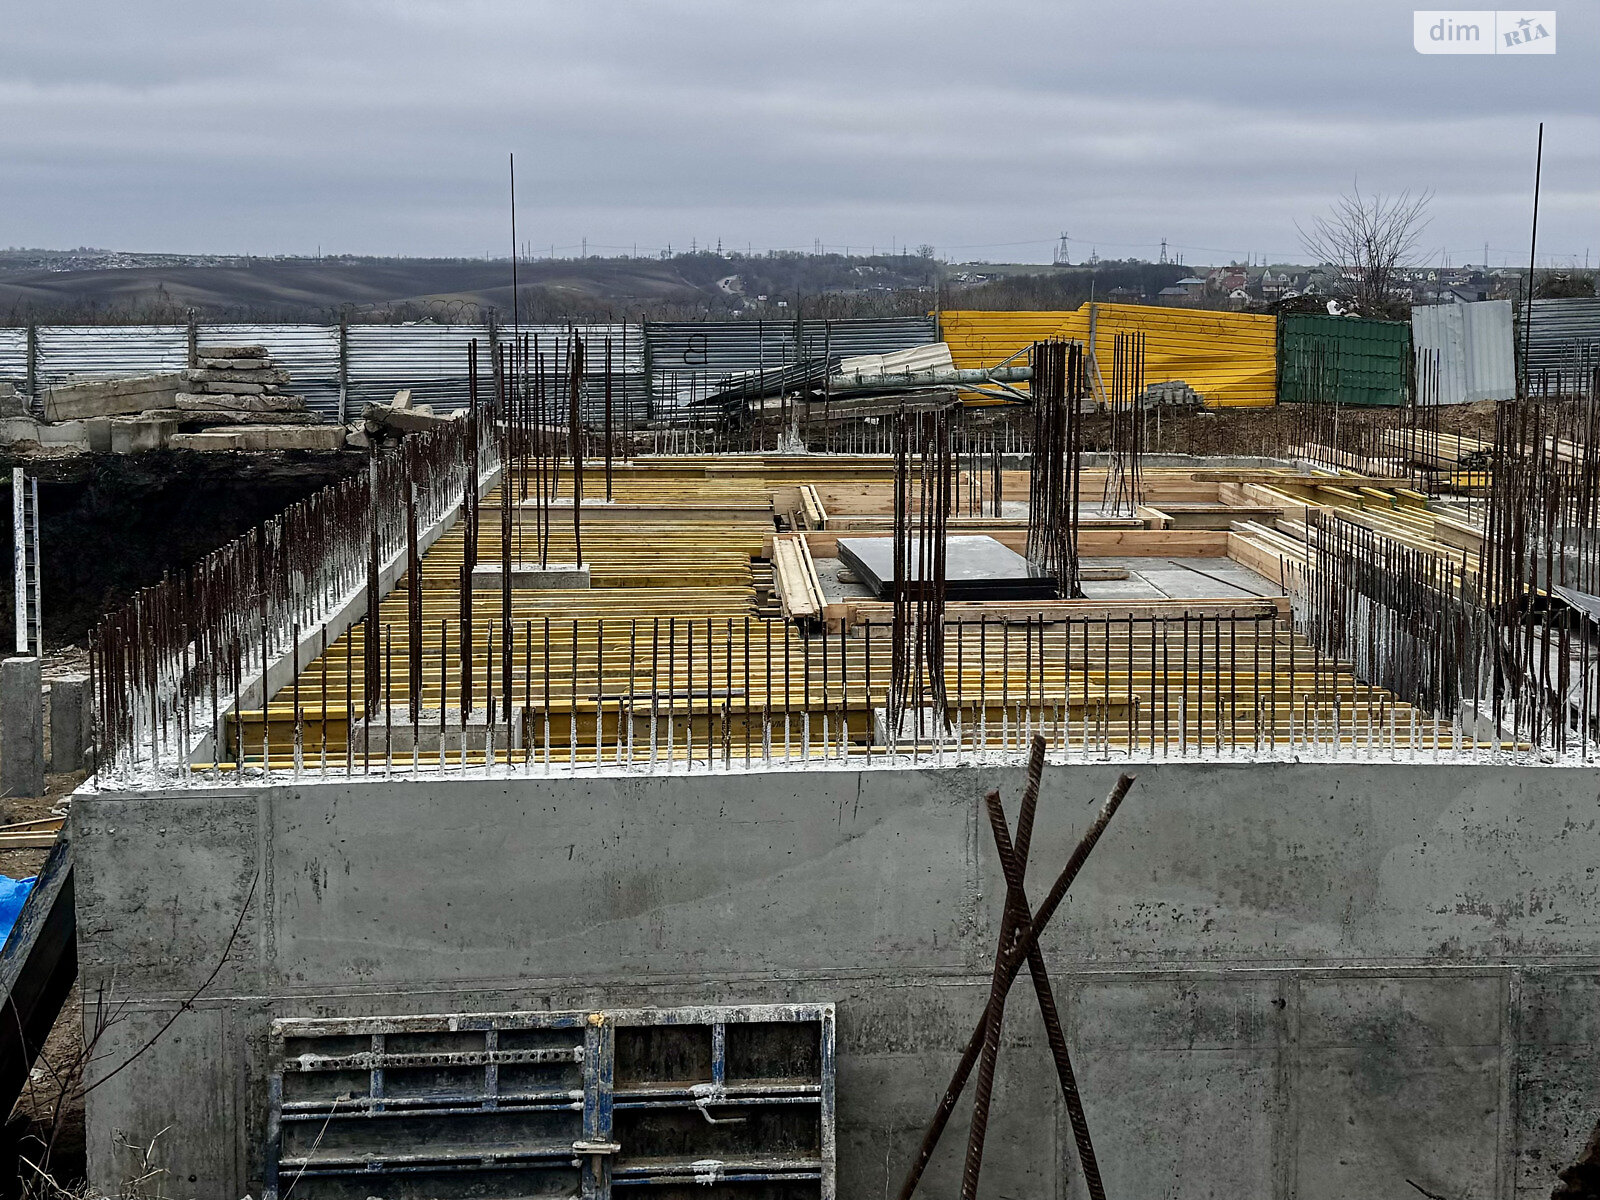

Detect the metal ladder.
xmin=12 ymin=467 xmax=41 ymax=657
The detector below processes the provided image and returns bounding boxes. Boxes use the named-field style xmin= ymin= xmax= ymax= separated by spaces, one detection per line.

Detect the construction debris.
xmin=41 ymin=372 xmax=183 ymax=421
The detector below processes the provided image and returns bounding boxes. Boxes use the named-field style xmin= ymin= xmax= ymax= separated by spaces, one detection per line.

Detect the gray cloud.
xmin=1 ymin=0 xmax=1594 ymax=265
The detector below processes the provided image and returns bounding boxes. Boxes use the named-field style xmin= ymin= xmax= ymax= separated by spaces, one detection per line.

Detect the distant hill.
xmin=0 ymin=251 xmax=942 ymax=324
xmin=0 ymin=250 xmax=1194 ymax=325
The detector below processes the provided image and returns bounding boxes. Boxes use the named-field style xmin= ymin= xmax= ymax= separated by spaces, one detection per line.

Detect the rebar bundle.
xmin=1294 ymin=509 xmax=1477 ymax=724
xmin=1101 ymin=330 xmax=1146 ymax=515
xmin=1288 ymin=378 xmax=1600 ymax=757
xmin=888 ymin=404 xmax=953 ymax=739
xmin=1485 ymin=387 xmax=1600 ymax=607
xmin=1025 ymin=339 xmax=1086 ymax=598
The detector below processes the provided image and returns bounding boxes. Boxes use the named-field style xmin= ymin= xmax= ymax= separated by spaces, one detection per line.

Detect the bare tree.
xmin=1298 ymin=187 xmax=1432 ymax=318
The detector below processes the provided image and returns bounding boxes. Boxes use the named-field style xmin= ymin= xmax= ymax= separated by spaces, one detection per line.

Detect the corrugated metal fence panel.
xmin=346 ymin=324 xmax=648 ymax=421
xmin=202 ymin=323 xmax=342 ymax=420
xmin=1464 ymin=300 xmax=1517 ymax=401
xmin=645 ymin=317 xmax=938 ymax=414
xmin=0 ymin=329 xmax=25 ymax=389
xmin=1526 ymin=297 xmax=1600 ymax=378
xmin=1278 ymin=313 xmax=1411 ymax=408
xmin=805 ymin=316 xmax=938 ymax=358
xmin=1411 ymin=301 xmax=1515 ymax=405
xmin=33 ymin=325 xmax=189 ymax=383
xmin=346 ymin=323 xmax=483 ymax=414
xmin=1085 ymin=304 xmax=1279 ymax=408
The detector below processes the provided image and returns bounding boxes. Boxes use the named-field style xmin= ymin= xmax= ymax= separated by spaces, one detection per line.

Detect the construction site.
xmin=0 ymin=293 xmax=1599 ymax=1200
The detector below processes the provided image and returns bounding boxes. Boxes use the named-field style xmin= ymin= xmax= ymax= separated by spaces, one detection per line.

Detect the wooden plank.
xmin=800 ymin=485 xmax=827 ymax=530
xmin=1226 ymin=529 xmax=1293 ymax=591
xmin=0 ymin=833 xmax=59 ymax=849
xmin=1188 ymin=470 xmax=1411 ymax=486
xmin=772 ymin=533 xmax=824 ymax=621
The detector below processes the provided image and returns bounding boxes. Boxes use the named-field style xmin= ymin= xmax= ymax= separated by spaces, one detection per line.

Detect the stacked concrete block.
xmin=168 ymin=345 xmax=317 ymax=426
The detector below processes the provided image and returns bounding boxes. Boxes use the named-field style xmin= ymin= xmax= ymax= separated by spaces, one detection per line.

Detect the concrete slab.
xmin=812 ymin=556 xmax=875 ymax=604
xmin=1140 ymin=568 xmax=1261 ymax=600
xmin=1078 ymin=576 xmax=1167 ymax=600
xmin=41 ymin=373 xmax=183 ymax=421
xmin=837 ymin=534 xmax=1056 ymax=601
xmin=170 ymin=425 xmax=345 ymax=452
xmin=108 ymin=416 xmax=177 ymax=453
xmin=196 ymin=357 xmax=269 ymax=370
xmin=193 ymin=344 xmax=265 ymax=358
xmin=182 ymin=367 xmax=289 ymax=386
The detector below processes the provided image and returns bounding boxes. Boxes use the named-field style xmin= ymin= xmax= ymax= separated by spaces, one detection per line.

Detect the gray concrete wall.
xmin=72 ymin=761 xmax=1600 ymax=1199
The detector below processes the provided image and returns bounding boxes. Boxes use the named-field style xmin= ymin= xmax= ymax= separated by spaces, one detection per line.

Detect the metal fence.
xmin=646 ymin=316 xmax=939 ymax=414
xmin=0 ymin=328 xmax=28 ymax=397
xmin=3 ymin=319 xmax=936 ymax=426
xmin=1526 ymin=297 xmax=1600 ymax=381
xmin=1410 ymin=300 xmax=1516 ymax=405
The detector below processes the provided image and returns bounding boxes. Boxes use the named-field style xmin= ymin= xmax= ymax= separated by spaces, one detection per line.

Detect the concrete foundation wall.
xmin=72 ymin=762 xmax=1600 ymax=1198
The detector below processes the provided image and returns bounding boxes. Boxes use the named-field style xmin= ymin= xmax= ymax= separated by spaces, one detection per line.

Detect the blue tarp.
xmin=0 ymin=875 xmax=37 ymax=946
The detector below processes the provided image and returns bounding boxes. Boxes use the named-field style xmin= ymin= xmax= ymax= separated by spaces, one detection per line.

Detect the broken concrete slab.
xmin=0 ymin=382 xmax=25 ymax=418
xmin=363 ymin=403 xmax=459 ymax=435
xmin=168 ymin=430 xmax=251 ymax=451
xmin=172 ymin=392 xmax=308 ymax=413
xmin=193 ymin=344 xmax=266 ymax=359
xmin=41 ymin=373 xmax=184 ymax=421
xmin=108 ymin=416 xmax=178 ymax=453
xmin=169 ymin=425 xmax=347 ymax=452
xmin=196 ymin=357 xmax=269 ymax=371
xmin=0 ymin=416 xmax=96 ymax=452
xmin=143 ymin=409 xmax=319 ymax=427
xmin=182 ymin=367 xmax=290 ymax=387
xmin=192 ymin=380 xmax=267 ymax=396
xmin=262 ymin=425 xmax=347 ymax=450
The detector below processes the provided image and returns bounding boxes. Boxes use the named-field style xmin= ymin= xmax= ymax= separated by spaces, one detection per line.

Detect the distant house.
xmin=1261 ymin=270 xmax=1293 ymax=299
xmin=1173 ymin=276 xmax=1207 ymax=297
xmin=1209 ymin=268 xmax=1248 ymax=294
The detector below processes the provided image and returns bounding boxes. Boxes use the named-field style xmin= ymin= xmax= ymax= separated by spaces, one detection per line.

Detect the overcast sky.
xmin=2 ymin=1 xmax=1595 ymax=266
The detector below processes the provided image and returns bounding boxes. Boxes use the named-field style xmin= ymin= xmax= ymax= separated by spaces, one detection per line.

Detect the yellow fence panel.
xmin=941 ymin=304 xmax=1279 ymax=408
